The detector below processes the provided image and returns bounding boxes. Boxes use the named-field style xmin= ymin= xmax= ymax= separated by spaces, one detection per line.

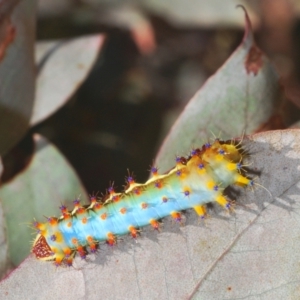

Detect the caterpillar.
xmin=32 ymin=139 xmax=253 ymax=266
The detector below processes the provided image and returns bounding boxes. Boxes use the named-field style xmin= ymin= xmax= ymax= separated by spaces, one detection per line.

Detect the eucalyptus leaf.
xmin=0 ymin=0 xmax=36 ymax=155
xmin=0 ymin=135 xmax=88 ymax=267
xmin=155 ymin=8 xmax=279 ymax=173
xmin=31 ymin=34 xmax=105 ymax=126
xmin=1 ymin=130 xmax=300 ymax=299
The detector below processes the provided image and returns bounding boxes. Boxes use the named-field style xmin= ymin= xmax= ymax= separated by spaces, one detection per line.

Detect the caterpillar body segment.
xmin=32 ymin=139 xmax=251 ymax=266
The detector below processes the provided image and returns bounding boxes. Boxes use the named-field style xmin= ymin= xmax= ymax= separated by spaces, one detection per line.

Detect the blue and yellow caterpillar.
xmin=32 ymin=139 xmax=252 ymax=266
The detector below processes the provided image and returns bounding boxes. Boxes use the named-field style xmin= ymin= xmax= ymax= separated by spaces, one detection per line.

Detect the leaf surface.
xmin=31 ymin=34 xmax=105 ymax=126
xmin=0 ymin=130 xmax=300 ymax=299
xmin=0 ymin=0 xmax=36 ymax=155
xmin=155 ymin=8 xmax=279 ymax=173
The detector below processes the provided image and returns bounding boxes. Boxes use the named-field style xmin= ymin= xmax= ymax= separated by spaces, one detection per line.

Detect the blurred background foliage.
xmin=32 ymin=0 xmax=300 ymax=192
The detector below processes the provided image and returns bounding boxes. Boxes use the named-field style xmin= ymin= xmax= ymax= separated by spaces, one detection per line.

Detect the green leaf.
xmin=0 ymin=134 xmax=88 ymax=267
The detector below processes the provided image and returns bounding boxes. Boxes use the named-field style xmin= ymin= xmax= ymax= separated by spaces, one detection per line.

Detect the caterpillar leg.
xmin=150 ymin=219 xmax=161 ymax=231
xmin=106 ymin=233 xmax=116 ymax=246
xmin=54 ymin=252 xmax=65 ymax=267
xmin=170 ymin=211 xmax=186 ymax=226
xmin=235 ymin=174 xmax=252 ymax=186
xmin=171 ymin=211 xmax=182 ymax=222
xmin=129 ymin=226 xmax=141 ymax=239
xmin=193 ymin=205 xmax=207 ymax=219
xmin=215 ymin=195 xmax=234 ymax=211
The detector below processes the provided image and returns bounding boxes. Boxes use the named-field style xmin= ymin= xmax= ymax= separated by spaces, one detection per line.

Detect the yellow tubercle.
xmin=207 ymin=181 xmax=216 ymax=190
xmin=235 ymin=174 xmax=251 ymax=186
xmin=227 ymin=162 xmax=237 ymax=171
xmin=222 ymin=144 xmax=242 ymax=162
xmin=216 ymin=195 xmax=229 ymax=208
xmin=54 ymin=252 xmax=65 ymax=265
xmin=197 ymin=168 xmax=206 ymax=175
xmin=54 ymin=231 xmax=64 ymax=243
xmin=215 ymin=154 xmax=224 ymax=161
xmin=193 ymin=205 xmax=206 ymax=218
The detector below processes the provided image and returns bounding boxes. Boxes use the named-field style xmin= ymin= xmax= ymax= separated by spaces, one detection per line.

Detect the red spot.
xmin=94 ymin=202 xmax=102 ymax=210
xmin=77 ymin=207 xmax=85 ymax=214
xmin=141 ymin=202 xmax=148 ymax=209
xmin=100 ymin=213 xmax=107 ymax=220
xmin=150 ymin=219 xmax=160 ymax=230
xmin=120 ymin=207 xmax=127 ymax=214
xmin=64 ymin=248 xmax=72 ymax=255
xmin=130 ymin=19 xmax=156 ymax=55
xmin=65 ymin=257 xmax=73 ymax=266
xmin=129 ymin=226 xmax=138 ymax=238
xmin=32 ymin=235 xmax=53 ymax=259
xmin=71 ymin=238 xmax=78 ymax=245
xmin=112 ymin=195 xmax=120 ymax=202
xmin=171 ymin=212 xmax=182 ymax=222
xmin=62 ymin=213 xmax=70 ymax=220
xmin=155 ymin=180 xmax=163 ymax=189
xmin=77 ymin=246 xmax=86 ymax=258
xmin=90 ymin=243 xmax=97 ymax=253
xmin=133 ymin=187 xmax=141 ymax=195
xmin=48 ymin=217 xmax=58 ymax=226
xmin=107 ymin=233 xmax=116 ymax=246
xmin=0 ymin=17 xmax=16 ymax=61
xmin=245 ymin=45 xmax=263 ymax=76
xmin=82 ymin=217 xmax=87 ymax=224
xmin=180 ymin=157 xmax=187 ymax=165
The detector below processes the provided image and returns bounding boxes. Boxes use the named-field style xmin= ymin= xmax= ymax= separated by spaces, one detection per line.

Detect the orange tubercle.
xmin=107 ymin=233 xmax=116 ymax=246
xmin=154 ymin=180 xmax=163 ymax=189
xmin=100 ymin=213 xmax=107 ymax=220
xmin=129 ymin=226 xmax=139 ymax=238
xmin=65 ymin=257 xmax=73 ymax=266
xmin=71 ymin=238 xmax=78 ymax=245
xmin=171 ymin=212 xmax=182 ymax=222
xmin=120 ymin=207 xmax=127 ymax=214
xmin=141 ymin=202 xmax=148 ymax=209
xmin=150 ymin=219 xmax=160 ymax=230
xmin=64 ymin=248 xmax=72 ymax=256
